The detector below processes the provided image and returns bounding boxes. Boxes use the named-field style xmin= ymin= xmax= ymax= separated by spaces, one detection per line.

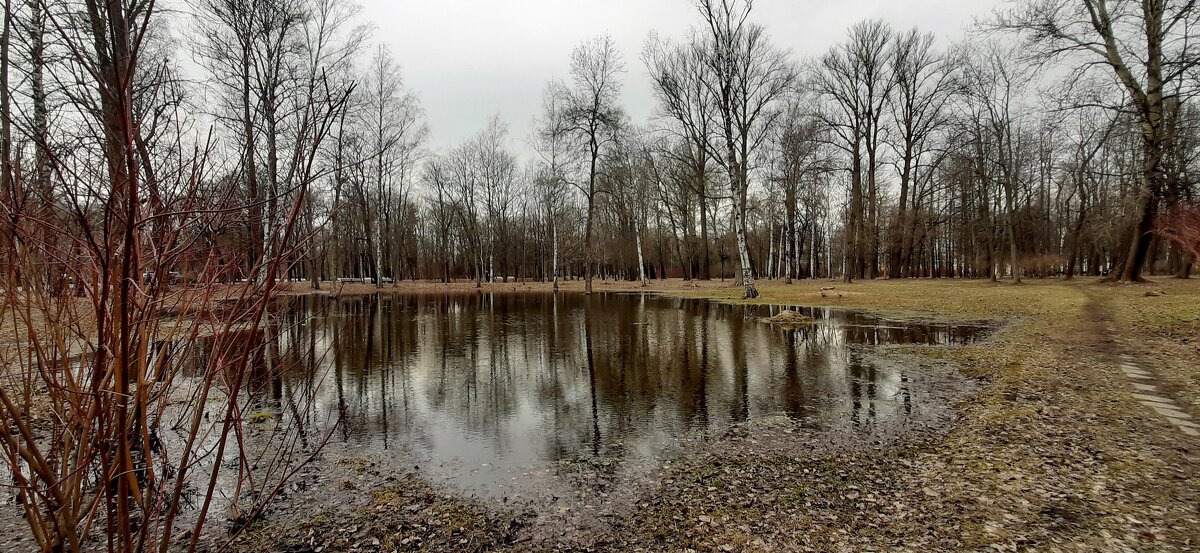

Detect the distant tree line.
xmin=2 ymin=0 xmax=1198 ymax=303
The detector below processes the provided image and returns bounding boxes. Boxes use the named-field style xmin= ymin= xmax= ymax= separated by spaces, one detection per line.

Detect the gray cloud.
xmin=362 ymin=0 xmax=1002 ymax=158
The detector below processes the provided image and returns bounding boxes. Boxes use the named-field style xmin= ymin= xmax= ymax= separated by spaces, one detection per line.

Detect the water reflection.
xmin=190 ymin=293 xmax=984 ymax=495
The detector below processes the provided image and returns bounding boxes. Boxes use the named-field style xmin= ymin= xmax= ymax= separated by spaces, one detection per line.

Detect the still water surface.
xmin=199 ymin=292 xmax=985 ymax=496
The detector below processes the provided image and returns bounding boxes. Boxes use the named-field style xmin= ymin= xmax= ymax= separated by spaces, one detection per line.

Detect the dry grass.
xmin=1100 ymin=279 xmax=1200 ymax=408
xmin=23 ymin=276 xmax=1191 ymax=551
xmin=646 ymin=275 xmax=1200 ymax=551
xmin=682 ymin=277 xmax=1087 ymax=320
xmin=317 ymin=275 xmax=1200 ymax=551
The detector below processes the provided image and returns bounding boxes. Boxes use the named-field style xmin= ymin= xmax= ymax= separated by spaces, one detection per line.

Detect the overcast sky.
xmin=358 ymin=0 xmax=1004 ymax=158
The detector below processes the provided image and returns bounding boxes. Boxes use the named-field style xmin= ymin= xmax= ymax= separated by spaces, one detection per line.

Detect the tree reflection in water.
xmin=187 ymin=292 xmax=985 ymax=497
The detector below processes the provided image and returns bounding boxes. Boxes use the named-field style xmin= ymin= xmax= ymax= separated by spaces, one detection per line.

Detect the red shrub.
xmin=1158 ymin=205 xmax=1200 ymax=259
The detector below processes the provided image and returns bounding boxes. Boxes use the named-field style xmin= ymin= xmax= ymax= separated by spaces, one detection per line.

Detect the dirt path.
xmin=1085 ymin=289 xmax=1200 ymax=437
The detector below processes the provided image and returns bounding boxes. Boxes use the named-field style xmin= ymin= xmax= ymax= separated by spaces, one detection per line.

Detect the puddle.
xmin=177 ymin=292 xmax=989 ymax=500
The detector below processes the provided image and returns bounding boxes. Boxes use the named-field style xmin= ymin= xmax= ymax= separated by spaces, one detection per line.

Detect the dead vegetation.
xmin=761 ymin=309 xmax=814 ymax=327
xmin=220 ymin=277 xmax=1200 ymax=552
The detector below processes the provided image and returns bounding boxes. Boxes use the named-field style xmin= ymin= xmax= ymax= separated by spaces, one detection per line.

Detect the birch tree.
xmin=358 ymin=45 xmax=426 ymax=287
xmin=534 ymin=83 xmax=574 ymax=290
xmin=694 ymin=0 xmax=795 ymax=298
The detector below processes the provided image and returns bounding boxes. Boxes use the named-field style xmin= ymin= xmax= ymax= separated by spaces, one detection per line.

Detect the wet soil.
xmin=220 ymin=279 xmax=1200 ymax=552
xmin=225 ymin=350 xmax=980 ymax=552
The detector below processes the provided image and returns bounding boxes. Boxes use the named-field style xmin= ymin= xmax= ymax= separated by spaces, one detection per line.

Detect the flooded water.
xmin=190 ymin=292 xmax=985 ymax=498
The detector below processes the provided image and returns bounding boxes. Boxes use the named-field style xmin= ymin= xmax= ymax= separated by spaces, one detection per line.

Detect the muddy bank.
xmin=220 ymin=279 xmax=1200 ymax=552
xmin=219 ymin=348 xmax=979 ymax=552
xmin=7 ymin=279 xmax=1197 ymax=552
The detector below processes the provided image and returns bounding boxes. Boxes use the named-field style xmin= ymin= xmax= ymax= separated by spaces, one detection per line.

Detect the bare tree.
xmin=534 ymin=82 xmax=574 ymax=290
xmin=193 ymin=0 xmax=268 ymax=276
xmin=772 ymin=99 xmax=830 ymax=283
xmin=424 ymin=156 xmax=457 ymax=282
xmin=994 ymin=0 xmax=1200 ymax=282
xmin=963 ymin=41 xmax=1034 ymax=283
xmin=440 ymin=120 xmax=514 ymax=286
xmin=694 ymin=0 xmax=794 ymax=298
xmin=887 ymin=28 xmax=956 ymax=278
xmin=641 ymin=136 xmax=696 ymax=280
xmin=1063 ymin=107 xmax=1118 ymax=279
xmin=556 ymin=35 xmax=625 ymax=294
xmin=814 ymin=20 xmax=894 ymax=282
xmin=645 ymin=32 xmax=716 ymax=280
xmin=0 ymin=0 xmax=11 ymax=260
xmin=357 ymin=44 xmax=426 ymax=287
xmin=297 ymin=0 xmax=368 ymax=289
xmin=478 ymin=115 xmax=517 ymax=282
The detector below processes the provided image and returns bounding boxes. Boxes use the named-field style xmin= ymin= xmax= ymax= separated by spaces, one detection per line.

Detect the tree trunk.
xmin=0 ymin=0 xmax=12 ymax=260
xmin=845 ymin=141 xmax=864 ymax=283
xmin=1115 ymin=133 xmax=1162 ymax=283
xmin=1003 ymin=174 xmax=1022 ymax=284
xmin=1117 ymin=183 xmax=1157 ymax=282
xmin=785 ymin=181 xmax=797 ymax=284
xmin=635 ymin=219 xmax=647 ymax=286
xmin=551 ymin=219 xmax=560 ymax=291
xmin=730 ymin=165 xmax=757 ymax=299
xmin=888 ymin=143 xmax=913 ymax=279
xmin=584 ymin=198 xmax=595 ymax=294
xmin=698 ymin=171 xmax=711 ymax=280
xmin=1175 ymin=251 xmax=1194 ymax=279
xmin=1065 ymin=190 xmax=1086 ymax=280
